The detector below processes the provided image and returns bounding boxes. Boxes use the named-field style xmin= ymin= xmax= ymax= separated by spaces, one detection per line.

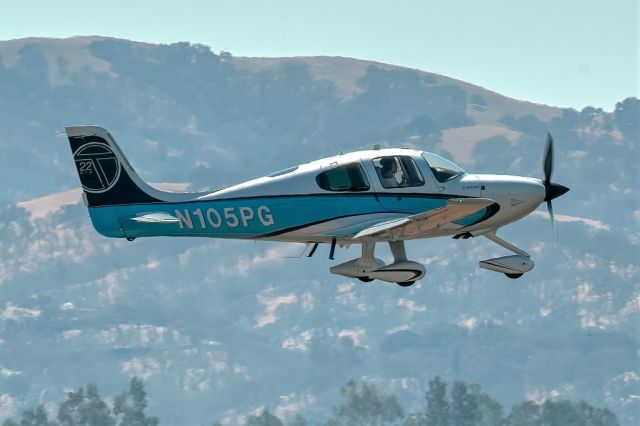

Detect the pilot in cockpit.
xmin=379 ymin=157 xmax=401 ymax=188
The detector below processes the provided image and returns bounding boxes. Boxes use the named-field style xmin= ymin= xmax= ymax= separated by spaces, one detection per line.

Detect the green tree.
xmin=539 ymin=400 xmax=583 ymax=426
xmin=404 ymin=114 xmax=441 ymax=140
xmin=539 ymin=399 xmax=619 ymax=426
xmin=507 ymin=399 xmax=619 ymax=426
xmin=508 ymin=401 xmax=540 ymax=426
xmin=244 ymin=408 xmax=283 ymax=426
xmin=328 ymin=380 xmax=404 ymax=426
xmin=113 ymin=378 xmax=159 ymax=426
xmin=17 ymin=405 xmax=56 ymax=426
xmin=579 ymin=400 xmax=619 ymax=425
xmin=450 ymin=381 xmax=478 ymax=426
xmin=425 ymin=376 xmax=449 ymax=426
xmin=287 ymin=414 xmax=307 ymax=426
xmin=57 ymin=384 xmax=115 ymax=426
xmin=402 ymin=412 xmax=426 ymax=426
xmin=468 ymin=384 xmax=505 ymax=426
xmin=613 ymin=97 xmax=639 ymax=140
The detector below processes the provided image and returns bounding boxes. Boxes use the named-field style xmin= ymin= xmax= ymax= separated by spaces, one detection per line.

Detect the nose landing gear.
xmin=479 ymin=231 xmax=534 ymax=278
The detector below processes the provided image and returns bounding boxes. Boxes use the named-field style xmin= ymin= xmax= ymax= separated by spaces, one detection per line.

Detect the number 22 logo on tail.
xmin=73 ymin=142 xmax=121 ymax=193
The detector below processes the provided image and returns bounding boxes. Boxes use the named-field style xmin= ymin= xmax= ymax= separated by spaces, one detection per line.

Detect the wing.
xmin=352 ymin=198 xmax=497 ymax=240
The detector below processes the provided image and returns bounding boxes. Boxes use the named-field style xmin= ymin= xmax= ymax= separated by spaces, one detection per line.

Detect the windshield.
xmin=421 ymin=152 xmax=466 ymax=182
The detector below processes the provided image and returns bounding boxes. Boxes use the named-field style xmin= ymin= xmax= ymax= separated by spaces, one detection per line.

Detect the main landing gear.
xmin=329 ymin=241 xmax=426 ymax=287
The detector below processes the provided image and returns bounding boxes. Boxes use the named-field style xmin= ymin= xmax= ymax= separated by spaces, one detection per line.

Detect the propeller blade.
xmin=547 ymin=199 xmax=557 ymax=240
xmin=543 ymin=132 xmax=554 ymax=184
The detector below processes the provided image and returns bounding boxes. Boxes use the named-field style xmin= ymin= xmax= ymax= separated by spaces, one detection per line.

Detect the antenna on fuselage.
xmin=315 ymin=129 xmax=344 ymax=155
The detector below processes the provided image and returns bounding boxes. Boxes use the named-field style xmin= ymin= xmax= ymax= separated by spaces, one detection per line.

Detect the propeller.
xmin=542 ymin=132 xmax=570 ymax=237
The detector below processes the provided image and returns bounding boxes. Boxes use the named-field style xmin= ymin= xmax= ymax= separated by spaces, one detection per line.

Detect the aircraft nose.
xmin=544 ymin=182 xmax=570 ymax=202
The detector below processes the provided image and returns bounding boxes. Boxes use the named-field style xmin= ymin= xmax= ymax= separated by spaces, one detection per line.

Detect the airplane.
xmin=65 ymin=125 xmax=569 ymax=287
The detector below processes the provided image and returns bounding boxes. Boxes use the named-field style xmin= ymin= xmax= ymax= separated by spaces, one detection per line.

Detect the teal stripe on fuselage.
xmin=88 ymin=206 xmax=125 ymax=238
xmin=89 ymin=194 xmax=451 ymax=239
xmin=453 ymin=208 xmax=488 ymax=227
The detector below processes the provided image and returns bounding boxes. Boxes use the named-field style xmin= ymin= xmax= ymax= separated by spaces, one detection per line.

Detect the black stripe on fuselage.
xmin=206 ymin=192 xmax=467 ymax=202
xmin=98 ymin=191 xmax=472 ymax=207
xmin=252 ymin=201 xmax=501 ymax=240
xmin=376 ymin=269 xmax=424 ymax=280
xmin=253 ymin=212 xmax=391 ymax=239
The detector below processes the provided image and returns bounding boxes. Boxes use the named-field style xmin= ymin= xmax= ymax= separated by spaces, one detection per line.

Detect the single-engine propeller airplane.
xmin=65 ymin=125 xmax=569 ymax=286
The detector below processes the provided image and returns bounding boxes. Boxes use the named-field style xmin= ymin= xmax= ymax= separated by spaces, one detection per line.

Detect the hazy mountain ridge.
xmin=0 ymin=37 xmax=638 ymax=425
xmin=2 ymin=199 xmax=636 ymax=424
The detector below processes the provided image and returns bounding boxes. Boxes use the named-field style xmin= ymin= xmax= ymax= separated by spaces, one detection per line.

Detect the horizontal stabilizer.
xmin=354 ymin=198 xmax=496 ymax=240
xmin=130 ymin=213 xmax=180 ymax=223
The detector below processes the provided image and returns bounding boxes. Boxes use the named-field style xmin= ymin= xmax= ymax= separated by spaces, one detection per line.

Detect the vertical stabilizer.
xmin=65 ymin=125 xmax=165 ymax=207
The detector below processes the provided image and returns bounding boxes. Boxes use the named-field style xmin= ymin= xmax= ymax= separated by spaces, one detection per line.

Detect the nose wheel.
xmin=505 ymin=273 xmax=523 ymax=279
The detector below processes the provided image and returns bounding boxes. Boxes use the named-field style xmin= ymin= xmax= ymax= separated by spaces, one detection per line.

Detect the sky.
xmin=1 ymin=0 xmax=637 ymax=110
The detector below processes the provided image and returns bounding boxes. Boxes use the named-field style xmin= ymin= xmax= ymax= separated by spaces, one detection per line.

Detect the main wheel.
xmin=396 ymin=281 xmax=415 ymax=287
xmin=505 ymin=273 xmax=523 ymax=279
xmin=357 ymin=277 xmax=374 ymax=282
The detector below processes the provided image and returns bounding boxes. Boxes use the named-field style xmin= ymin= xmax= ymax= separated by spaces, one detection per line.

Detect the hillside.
xmin=0 ymin=37 xmax=638 ymax=425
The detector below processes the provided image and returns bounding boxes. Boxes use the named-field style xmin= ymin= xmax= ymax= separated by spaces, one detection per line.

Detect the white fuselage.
xmin=181 ymin=148 xmax=547 ymax=243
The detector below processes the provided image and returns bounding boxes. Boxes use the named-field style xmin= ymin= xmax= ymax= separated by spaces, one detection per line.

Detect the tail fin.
xmin=65 ymin=125 xmax=167 ymax=207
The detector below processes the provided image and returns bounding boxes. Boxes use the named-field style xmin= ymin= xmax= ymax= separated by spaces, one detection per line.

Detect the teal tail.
xmin=65 ymin=125 xmax=198 ymax=238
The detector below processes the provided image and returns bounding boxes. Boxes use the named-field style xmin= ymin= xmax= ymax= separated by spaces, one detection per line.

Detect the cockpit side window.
xmin=373 ymin=156 xmax=424 ymax=188
xmin=421 ymin=152 xmax=466 ymax=182
xmin=316 ymin=163 xmax=370 ymax=192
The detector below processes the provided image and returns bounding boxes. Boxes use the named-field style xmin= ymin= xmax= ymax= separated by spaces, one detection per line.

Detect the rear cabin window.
xmin=316 ymin=163 xmax=370 ymax=192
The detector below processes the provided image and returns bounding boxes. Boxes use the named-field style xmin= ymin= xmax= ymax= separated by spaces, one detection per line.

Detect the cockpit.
xmin=371 ymin=152 xmax=466 ymax=188
xmin=373 ymin=156 xmax=424 ymax=188
xmin=312 ymin=150 xmax=467 ymax=193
